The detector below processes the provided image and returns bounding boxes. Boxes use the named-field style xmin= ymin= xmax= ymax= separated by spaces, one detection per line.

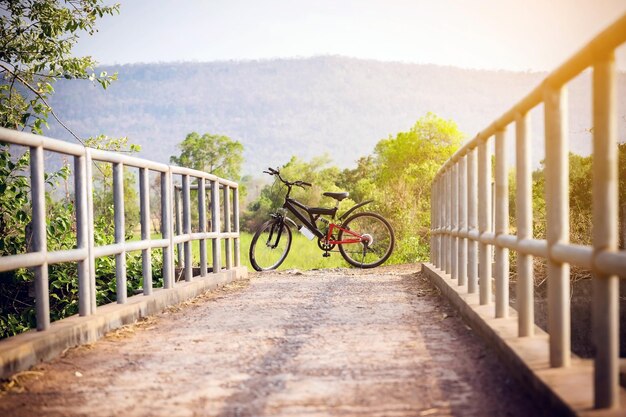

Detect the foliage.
xmin=337 ymin=156 xmax=377 ymax=205
xmin=529 ymin=153 xmax=594 ymax=245
xmin=85 ymin=135 xmax=141 ymax=235
xmin=0 ymin=0 xmax=119 ymax=133
xmin=372 ymin=112 xmax=463 ymax=258
xmin=170 ymin=132 xmax=244 ymax=180
xmin=568 ymin=153 xmax=593 ymax=245
xmin=0 ymin=143 xmax=30 ymax=256
xmin=0 ymin=144 xmax=32 ymax=336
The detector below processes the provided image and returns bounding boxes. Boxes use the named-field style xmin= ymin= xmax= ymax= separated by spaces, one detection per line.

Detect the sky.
xmin=73 ymin=0 xmax=626 ymax=71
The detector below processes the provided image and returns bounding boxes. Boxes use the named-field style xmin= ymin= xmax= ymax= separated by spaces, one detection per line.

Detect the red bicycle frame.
xmin=326 ymin=223 xmax=365 ymax=245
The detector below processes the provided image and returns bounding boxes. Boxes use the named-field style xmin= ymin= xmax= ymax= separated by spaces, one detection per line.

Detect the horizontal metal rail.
xmin=430 ymin=13 xmax=626 ymax=410
xmin=0 ymin=127 xmax=242 ymax=334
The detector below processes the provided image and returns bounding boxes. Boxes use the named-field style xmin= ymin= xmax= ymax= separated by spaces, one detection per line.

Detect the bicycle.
xmin=249 ymin=167 xmax=395 ymax=271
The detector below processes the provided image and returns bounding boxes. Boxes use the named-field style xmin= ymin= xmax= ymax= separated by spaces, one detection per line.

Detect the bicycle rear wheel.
xmin=338 ymin=212 xmax=394 ymax=268
xmin=249 ymin=219 xmax=292 ymax=271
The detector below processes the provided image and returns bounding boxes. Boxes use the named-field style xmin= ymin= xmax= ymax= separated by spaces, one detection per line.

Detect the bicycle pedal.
xmin=323 ymin=252 xmax=330 ymax=258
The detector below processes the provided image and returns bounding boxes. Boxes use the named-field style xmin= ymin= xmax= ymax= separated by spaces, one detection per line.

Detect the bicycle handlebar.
xmin=264 ymin=168 xmax=312 ymax=188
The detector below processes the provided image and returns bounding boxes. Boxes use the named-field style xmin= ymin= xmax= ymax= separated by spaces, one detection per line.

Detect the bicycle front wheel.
xmin=338 ymin=212 xmax=394 ymax=268
xmin=249 ymin=219 xmax=292 ymax=271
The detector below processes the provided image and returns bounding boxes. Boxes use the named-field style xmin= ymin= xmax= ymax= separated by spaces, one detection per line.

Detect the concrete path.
xmin=0 ymin=265 xmax=545 ymax=416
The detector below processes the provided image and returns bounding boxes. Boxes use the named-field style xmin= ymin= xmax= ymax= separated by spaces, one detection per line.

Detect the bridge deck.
xmin=0 ymin=265 xmax=542 ymax=416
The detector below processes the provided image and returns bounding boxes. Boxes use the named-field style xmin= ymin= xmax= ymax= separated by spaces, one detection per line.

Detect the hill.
xmin=46 ymin=56 xmax=625 ymax=175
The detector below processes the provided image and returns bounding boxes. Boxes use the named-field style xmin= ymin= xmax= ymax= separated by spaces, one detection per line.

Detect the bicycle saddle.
xmin=323 ymin=191 xmax=349 ymax=201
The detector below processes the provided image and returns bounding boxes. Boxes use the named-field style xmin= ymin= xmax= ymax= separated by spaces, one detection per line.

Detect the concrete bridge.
xmin=1 ymin=12 xmax=626 ymax=417
xmin=1 ymin=266 xmax=543 ymax=417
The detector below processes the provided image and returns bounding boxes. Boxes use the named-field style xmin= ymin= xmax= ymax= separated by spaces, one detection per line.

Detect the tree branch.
xmin=2 ymin=21 xmax=41 ymax=48
xmin=0 ymin=62 xmax=86 ymax=146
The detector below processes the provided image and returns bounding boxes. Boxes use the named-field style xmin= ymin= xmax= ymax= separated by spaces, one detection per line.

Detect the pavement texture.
xmin=0 ymin=264 xmax=547 ymax=417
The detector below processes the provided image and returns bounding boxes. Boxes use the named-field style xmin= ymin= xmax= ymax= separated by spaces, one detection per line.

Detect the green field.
xmin=178 ymin=232 xmax=350 ymax=271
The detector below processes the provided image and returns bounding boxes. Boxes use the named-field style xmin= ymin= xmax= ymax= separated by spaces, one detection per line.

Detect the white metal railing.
xmin=430 ymin=14 xmax=626 ymax=410
xmin=0 ymin=127 xmax=241 ymax=332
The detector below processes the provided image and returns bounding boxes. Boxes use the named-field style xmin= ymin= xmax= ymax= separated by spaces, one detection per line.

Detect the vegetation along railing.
xmin=430 ymin=14 xmax=625 ymax=409
xmin=0 ymin=127 xmax=241 ymax=332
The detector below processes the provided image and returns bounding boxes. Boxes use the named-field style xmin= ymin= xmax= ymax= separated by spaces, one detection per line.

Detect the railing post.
xmin=211 ymin=180 xmax=221 ymax=273
xmin=438 ymin=175 xmax=443 ymax=270
xmin=85 ymin=149 xmax=96 ymax=314
xmin=161 ymin=170 xmax=174 ymax=289
xmin=430 ymin=182 xmax=435 ymax=263
xmin=174 ymin=186 xmax=183 ymax=268
xmin=436 ymin=177 xmax=442 ymax=269
xmin=544 ymin=85 xmax=570 ymax=368
xmin=495 ymin=128 xmax=509 ymax=318
xmin=440 ymin=176 xmax=444 ymax=269
xmin=198 ymin=177 xmax=208 ymax=276
xmin=439 ymin=171 xmax=448 ymax=273
xmin=516 ymin=112 xmax=534 ymax=336
xmin=233 ymin=187 xmax=241 ymax=267
xmin=592 ymin=52 xmax=619 ymax=409
xmin=182 ymin=174 xmax=192 ymax=282
xmin=478 ymin=139 xmax=492 ymax=305
xmin=430 ymin=180 xmax=437 ymax=266
xmin=113 ymin=162 xmax=127 ymax=304
xmin=437 ymin=175 xmax=445 ymax=270
xmin=445 ymin=170 xmax=451 ymax=275
xmin=140 ymin=167 xmax=152 ymax=295
xmin=467 ymin=148 xmax=478 ymax=294
xmin=433 ymin=176 xmax=441 ymax=269
xmin=451 ymin=163 xmax=458 ymax=280
xmin=30 ymin=145 xmax=49 ymax=330
xmin=74 ymin=154 xmax=90 ymax=315
xmin=458 ymin=155 xmax=467 ymax=287
xmin=223 ymin=185 xmax=232 ymax=269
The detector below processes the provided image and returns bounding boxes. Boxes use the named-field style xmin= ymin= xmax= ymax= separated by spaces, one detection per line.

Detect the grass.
xmin=135 ymin=226 xmax=411 ymax=272
xmin=167 ymin=231 xmax=350 ymax=272
xmin=241 ymin=232 xmax=350 ymax=270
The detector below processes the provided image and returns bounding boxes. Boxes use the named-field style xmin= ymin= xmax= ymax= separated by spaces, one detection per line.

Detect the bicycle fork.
xmin=266 ymin=215 xmax=285 ymax=249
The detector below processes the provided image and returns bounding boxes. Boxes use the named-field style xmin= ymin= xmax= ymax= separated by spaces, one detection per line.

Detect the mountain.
xmin=46 ymin=56 xmax=625 ymax=176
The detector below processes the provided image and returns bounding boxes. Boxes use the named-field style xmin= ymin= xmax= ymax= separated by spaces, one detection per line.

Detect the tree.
xmin=0 ymin=0 xmax=119 ymax=135
xmin=372 ymin=112 xmax=463 ymax=260
xmin=338 ymin=156 xmax=377 ymax=204
xmin=170 ymin=132 xmax=244 ymax=180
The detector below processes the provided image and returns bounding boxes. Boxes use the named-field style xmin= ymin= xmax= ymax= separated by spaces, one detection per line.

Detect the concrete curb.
xmin=421 ymin=263 xmax=626 ymax=417
xmin=0 ymin=267 xmax=248 ymax=379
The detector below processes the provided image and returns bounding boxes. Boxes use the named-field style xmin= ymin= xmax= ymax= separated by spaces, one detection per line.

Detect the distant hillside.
xmin=46 ymin=56 xmax=625 ymax=175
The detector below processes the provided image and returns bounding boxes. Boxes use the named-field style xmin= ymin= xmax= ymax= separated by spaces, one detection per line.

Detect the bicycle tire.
xmin=249 ymin=219 xmax=292 ymax=271
xmin=338 ymin=212 xmax=394 ymax=268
